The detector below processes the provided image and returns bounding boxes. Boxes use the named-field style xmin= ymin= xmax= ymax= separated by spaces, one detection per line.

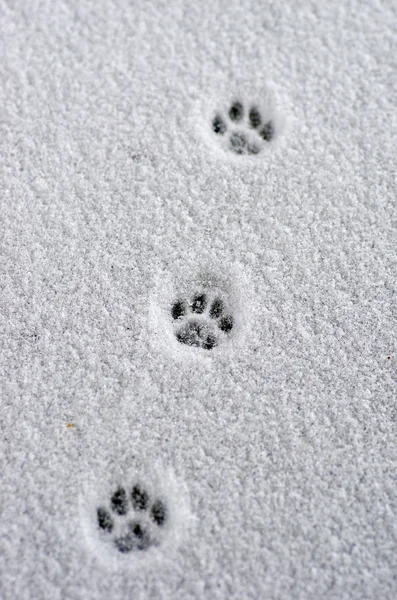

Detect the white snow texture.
xmin=0 ymin=0 xmax=396 ymax=599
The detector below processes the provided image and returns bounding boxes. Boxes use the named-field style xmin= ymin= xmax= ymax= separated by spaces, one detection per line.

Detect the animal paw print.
xmin=171 ymin=293 xmax=233 ymax=350
xmin=212 ymin=101 xmax=275 ymax=155
xmin=97 ymin=484 xmax=167 ymax=553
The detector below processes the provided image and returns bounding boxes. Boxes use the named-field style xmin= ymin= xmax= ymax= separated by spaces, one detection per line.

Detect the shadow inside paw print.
xmin=212 ymin=101 xmax=275 ymax=155
xmin=172 ymin=294 xmax=233 ymax=350
xmin=97 ymin=484 xmax=167 ymax=554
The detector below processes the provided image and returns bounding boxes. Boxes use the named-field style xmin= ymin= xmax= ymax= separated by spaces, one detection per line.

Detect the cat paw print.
xmin=97 ymin=484 xmax=167 ymax=554
xmin=212 ymin=101 xmax=275 ymax=155
xmin=171 ymin=293 xmax=233 ymax=350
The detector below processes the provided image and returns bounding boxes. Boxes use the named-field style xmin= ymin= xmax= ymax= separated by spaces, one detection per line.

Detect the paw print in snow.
xmin=172 ymin=294 xmax=233 ymax=350
xmin=97 ymin=484 xmax=167 ymax=553
xmin=212 ymin=101 xmax=275 ymax=155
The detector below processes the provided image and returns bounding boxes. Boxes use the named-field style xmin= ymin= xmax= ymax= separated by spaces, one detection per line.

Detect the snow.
xmin=1 ymin=0 xmax=396 ymax=598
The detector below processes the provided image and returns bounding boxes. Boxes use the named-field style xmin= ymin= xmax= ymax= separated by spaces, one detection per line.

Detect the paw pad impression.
xmin=212 ymin=100 xmax=276 ymax=155
xmin=171 ymin=293 xmax=233 ymax=350
xmin=97 ymin=484 xmax=168 ymax=554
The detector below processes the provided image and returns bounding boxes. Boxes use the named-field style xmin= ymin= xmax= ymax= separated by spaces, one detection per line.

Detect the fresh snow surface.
xmin=1 ymin=0 xmax=396 ymax=598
